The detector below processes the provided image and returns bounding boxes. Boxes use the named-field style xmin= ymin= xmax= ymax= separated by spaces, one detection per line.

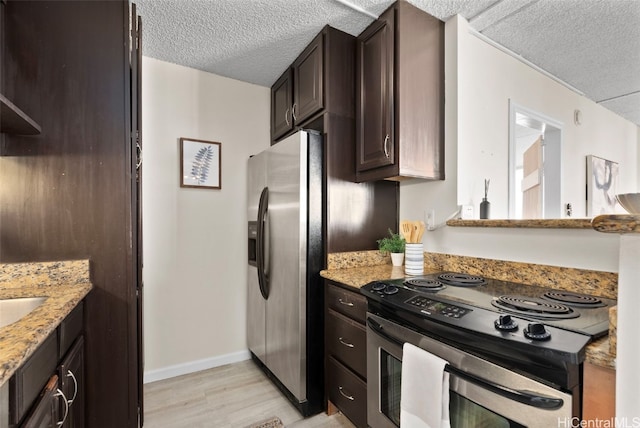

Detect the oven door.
xmin=366 ymin=313 xmax=573 ymax=428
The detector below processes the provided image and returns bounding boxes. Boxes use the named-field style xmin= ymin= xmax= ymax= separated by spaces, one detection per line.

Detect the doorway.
xmin=509 ymin=101 xmax=563 ymax=219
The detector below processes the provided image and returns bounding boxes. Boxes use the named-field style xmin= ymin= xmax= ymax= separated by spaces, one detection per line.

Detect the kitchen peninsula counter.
xmin=321 ymin=252 xmax=617 ymax=370
xmin=591 ymin=214 xmax=640 ymax=233
xmin=0 ymin=260 xmax=93 ymax=385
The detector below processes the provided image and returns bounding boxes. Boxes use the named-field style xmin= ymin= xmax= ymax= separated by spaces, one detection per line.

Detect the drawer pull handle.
xmin=54 ymin=389 xmax=70 ymax=427
xmin=339 ymin=386 xmax=355 ymax=401
xmin=338 ymin=337 xmax=354 ymax=348
xmin=338 ymin=298 xmax=354 ymax=307
xmin=67 ymin=369 xmax=78 ymax=404
xmin=383 ymin=134 xmax=390 ymax=158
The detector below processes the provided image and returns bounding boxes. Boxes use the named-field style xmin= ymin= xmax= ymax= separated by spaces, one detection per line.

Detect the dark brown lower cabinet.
xmin=17 ymin=338 xmax=85 ymax=428
xmin=20 ymin=375 xmax=60 ymax=428
xmin=326 ymin=309 xmax=367 ymax=378
xmin=325 ymin=281 xmax=368 ymax=427
xmin=8 ymin=304 xmax=85 ymax=428
xmin=59 ymin=337 xmax=85 ymax=428
xmin=327 ymin=356 xmax=367 ymax=428
xmin=9 ymin=333 xmax=58 ymax=425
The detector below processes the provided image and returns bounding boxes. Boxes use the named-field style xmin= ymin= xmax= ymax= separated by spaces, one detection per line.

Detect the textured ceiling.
xmin=136 ymin=0 xmax=640 ymax=126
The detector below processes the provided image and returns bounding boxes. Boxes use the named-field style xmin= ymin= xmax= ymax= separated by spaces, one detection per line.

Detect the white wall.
xmin=400 ymin=16 xmax=623 ymax=273
xmin=454 ymin=16 xmax=638 ymax=219
xmin=142 ymin=57 xmax=270 ymax=382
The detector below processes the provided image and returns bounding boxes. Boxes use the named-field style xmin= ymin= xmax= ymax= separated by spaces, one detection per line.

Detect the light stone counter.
xmin=321 ymin=251 xmax=617 ymax=369
xmin=446 ymin=218 xmax=593 ymax=229
xmin=0 ymin=260 xmax=92 ymax=386
xmin=591 ymin=214 xmax=640 ymax=233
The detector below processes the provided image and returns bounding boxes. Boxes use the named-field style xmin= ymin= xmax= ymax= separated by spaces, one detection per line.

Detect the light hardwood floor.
xmin=144 ymin=359 xmax=356 ymax=428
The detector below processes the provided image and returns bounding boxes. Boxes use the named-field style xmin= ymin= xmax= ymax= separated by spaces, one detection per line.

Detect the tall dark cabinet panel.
xmin=324 ymin=112 xmax=398 ymax=253
xmin=0 ymin=2 xmax=142 ymax=427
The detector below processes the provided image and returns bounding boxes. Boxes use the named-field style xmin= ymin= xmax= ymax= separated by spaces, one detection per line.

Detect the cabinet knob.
xmin=292 ymin=103 xmax=298 ymax=121
xmin=383 ymin=134 xmax=390 ymax=158
xmin=285 ymin=108 xmax=291 ymax=126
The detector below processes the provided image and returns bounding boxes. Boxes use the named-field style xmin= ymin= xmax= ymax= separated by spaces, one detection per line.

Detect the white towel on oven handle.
xmin=400 ymin=342 xmax=451 ymax=428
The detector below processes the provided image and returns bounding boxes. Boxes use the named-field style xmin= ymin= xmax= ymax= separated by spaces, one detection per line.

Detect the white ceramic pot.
xmin=390 ymin=252 xmax=404 ymax=266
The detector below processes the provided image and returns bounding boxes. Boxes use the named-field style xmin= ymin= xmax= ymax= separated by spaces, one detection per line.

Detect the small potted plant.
xmin=377 ymin=228 xmax=406 ymax=266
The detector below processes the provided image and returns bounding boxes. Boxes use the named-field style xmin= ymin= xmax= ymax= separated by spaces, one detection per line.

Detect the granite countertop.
xmin=320 ymin=263 xmax=616 ymax=370
xmin=0 ymin=260 xmax=93 ymax=386
xmin=445 ymin=214 xmax=640 ymax=233
xmin=447 ymin=218 xmax=593 ymax=229
xmin=591 ymin=214 xmax=640 ymax=234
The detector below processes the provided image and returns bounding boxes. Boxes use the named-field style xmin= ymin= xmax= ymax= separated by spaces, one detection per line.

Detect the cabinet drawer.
xmin=326 ymin=309 xmax=366 ymax=378
xmin=9 ymin=331 xmax=58 ymax=425
xmin=326 ymin=283 xmax=367 ymax=323
xmin=59 ymin=300 xmax=83 ymax=360
xmin=328 ymin=356 xmax=367 ymax=428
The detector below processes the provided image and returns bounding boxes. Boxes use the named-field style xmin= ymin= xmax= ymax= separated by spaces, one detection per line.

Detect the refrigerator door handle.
xmin=257 ymin=187 xmax=270 ymax=299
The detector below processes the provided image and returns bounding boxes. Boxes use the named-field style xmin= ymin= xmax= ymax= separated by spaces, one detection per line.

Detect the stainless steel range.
xmin=361 ymin=272 xmax=613 ymax=428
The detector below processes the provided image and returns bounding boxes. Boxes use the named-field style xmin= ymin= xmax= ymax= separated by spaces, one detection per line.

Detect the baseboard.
xmin=143 ymin=349 xmax=251 ymax=384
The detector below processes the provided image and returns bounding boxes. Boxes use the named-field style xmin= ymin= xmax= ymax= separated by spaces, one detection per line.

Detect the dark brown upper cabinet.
xmin=271 ymin=33 xmax=323 ymax=142
xmin=356 ymin=1 xmax=445 ymax=182
xmin=271 ymin=69 xmax=294 ymax=140
xmin=293 ymin=35 xmax=324 ymax=125
xmin=271 ymin=26 xmax=355 ymax=143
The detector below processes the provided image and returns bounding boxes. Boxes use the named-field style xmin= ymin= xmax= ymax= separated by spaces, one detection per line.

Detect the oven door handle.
xmin=368 ymin=317 xmax=404 ymax=346
xmin=366 ymin=318 xmax=565 ymax=410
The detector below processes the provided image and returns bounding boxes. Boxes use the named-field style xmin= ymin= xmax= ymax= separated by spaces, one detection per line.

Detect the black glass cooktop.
xmin=364 ymin=272 xmax=615 ymax=338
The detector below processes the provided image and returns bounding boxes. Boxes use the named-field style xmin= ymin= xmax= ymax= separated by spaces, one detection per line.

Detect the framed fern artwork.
xmin=180 ymin=138 xmax=221 ymax=189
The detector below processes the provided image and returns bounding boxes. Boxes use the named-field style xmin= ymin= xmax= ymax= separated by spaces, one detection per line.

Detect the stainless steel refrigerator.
xmin=247 ymin=130 xmax=324 ymax=416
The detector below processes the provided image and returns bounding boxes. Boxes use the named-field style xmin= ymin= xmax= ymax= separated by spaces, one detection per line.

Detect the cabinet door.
xmin=293 ymin=32 xmax=324 ymax=124
xmin=356 ymin=14 xmax=394 ymax=172
xmin=271 ymin=69 xmax=294 ymax=141
xmin=21 ymin=375 xmax=59 ymax=428
xmin=59 ymin=337 xmax=85 ymax=428
xmin=9 ymin=331 xmax=58 ymax=425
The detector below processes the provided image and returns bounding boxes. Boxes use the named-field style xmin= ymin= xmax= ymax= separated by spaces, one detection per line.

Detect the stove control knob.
xmin=524 ymin=323 xmax=551 ymax=341
xmin=371 ymin=282 xmax=387 ymax=292
xmin=383 ymin=285 xmax=399 ymax=295
xmin=494 ymin=315 xmax=518 ymax=331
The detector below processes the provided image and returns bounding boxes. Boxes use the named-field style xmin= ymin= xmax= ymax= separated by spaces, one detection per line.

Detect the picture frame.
xmin=586 ymin=154 xmax=618 ymax=217
xmin=180 ymin=138 xmax=221 ymax=189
